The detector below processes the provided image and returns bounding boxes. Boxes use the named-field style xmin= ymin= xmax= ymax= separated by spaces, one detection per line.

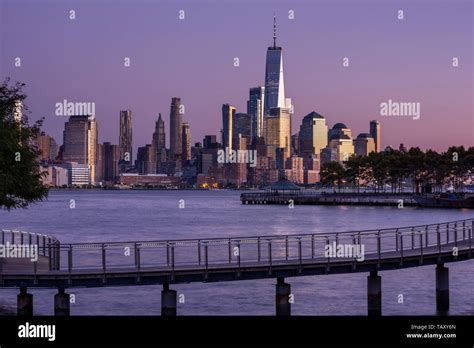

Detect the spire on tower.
xmin=273 ymin=14 xmax=277 ymax=48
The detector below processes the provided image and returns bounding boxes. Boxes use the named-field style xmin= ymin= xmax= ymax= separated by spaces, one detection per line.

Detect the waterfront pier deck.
xmin=241 ymin=191 xmax=418 ymax=206
xmin=1 ymin=218 xmax=473 ymax=316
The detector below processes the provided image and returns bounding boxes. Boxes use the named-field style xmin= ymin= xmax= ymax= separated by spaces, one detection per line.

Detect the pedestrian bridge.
xmin=1 ymin=218 xmax=473 ymax=316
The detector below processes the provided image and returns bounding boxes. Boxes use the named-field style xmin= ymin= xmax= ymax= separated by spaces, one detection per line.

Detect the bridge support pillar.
xmin=275 ymin=277 xmax=291 ymax=316
xmin=367 ymin=271 xmax=381 ymax=316
xmin=436 ymin=264 xmax=449 ymax=312
xmin=54 ymin=288 xmax=70 ymax=316
xmin=17 ymin=287 xmax=33 ymax=316
xmin=161 ymin=284 xmax=177 ymax=316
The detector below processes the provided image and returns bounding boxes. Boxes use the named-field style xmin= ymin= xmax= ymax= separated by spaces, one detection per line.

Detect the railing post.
xmin=437 ymin=225 xmax=441 ymax=255
xmin=285 ymin=236 xmax=289 ymax=261
xmin=377 ymin=232 xmax=381 ymax=261
xmin=1 ymin=230 xmax=4 ymax=245
xmin=204 ymin=242 xmax=208 ymax=272
xmin=419 ymin=232 xmax=423 ymax=263
xmin=425 ymin=226 xmax=429 ymax=247
xmin=55 ymin=241 xmax=60 ymax=270
xmin=311 ymin=235 xmax=315 ymax=259
xmin=136 ymin=244 xmax=141 ymax=273
xmin=134 ymin=243 xmax=138 ymax=268
xmin=462 ymin=221 xmax=466 ymax=240
xmin=198 ymin=240 xmax=201 ymax=265
xmin=257 ymin=237 xmax=261 ymax=263
xmin=454 ymin=222 xmax=458 ymax=247
xmin=68 ymin=245 xmax=72 ymax=274
xmin=102 ymin=244 xmax=106 ymax=273
xmin=395 ymin=229 xmax=399 ymax=252
xmin=171 ymin=243 xmax=175 ymax=272
xmin=411 ymin=227 xmax=415 ymax=250
xmin=400 ymin=233 xmax=404 ymax=263
xmin=166 ymin=241 xmax=170 ymax=266
xmin=326 ymin=237 xmax=330 ymax=267
xmin=298 ymin=238 xmax=302 ymax=267
xmin=228 ymin=239 xmax=232 ymax=264
xmin=446 ymin=223 xmax=449 ymax=243
xmin=48 ymin=240 xmax=52 ymax=270
xmin=237 ymin=241 xmax=241 ymax=270
xmin=268 ymin=240 xmax=272 ymax=268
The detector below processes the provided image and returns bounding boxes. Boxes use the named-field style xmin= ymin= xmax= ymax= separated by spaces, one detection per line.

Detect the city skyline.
xmin=1 ymin=0 xmax=472 ymax=152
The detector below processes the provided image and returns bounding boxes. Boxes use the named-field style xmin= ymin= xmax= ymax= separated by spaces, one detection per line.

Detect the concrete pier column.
xmin=54 ymin=287 xmax=70 ymax=316
xmin=161 ymin=284 xmax=177 ymax=316
xmin=17 ymin=287 xmax=33 ymax=317
xmin=275 ymin=277 xmax=291 ymax=316
xmin=367 ymin=271 xmax=381 ymax=316
xmin=436 ymin=264 xmax=449 ymax=312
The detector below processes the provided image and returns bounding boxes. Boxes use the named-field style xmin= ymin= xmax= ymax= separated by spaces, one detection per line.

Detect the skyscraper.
xmin=370 ymin=120 xmax=381 ymax=152
xmin=263 ymin=16 xmax=289 ymax=116
xmin=298 ymin=111 xmax=328 ymax=158
xmin=119 ymin=110 xmax=133 ymax=169
xmin=87 ymin=117 xmax=98 ymax=183
xmin=152 ymin=113 xmax=167 ymax=172
xmin=181 ymin=122 xmax=191 ymax=163
xmin=170 ymin=97 xmax=183 ymax=160
xmin=222 ymin=104 xmax=235 ymax=152
xmin=266 ymin=107 xmax=291 ymax=160
xmin=62 ymin=115 xmax=97 ymax=184
xmin=136 ymin=145 xmax=156 ymax=175
xmin=247 ymin=86 xmax=265 ymax=140
xmin=98 ymin=142 xmax=120 ymax=182
xmin=354 ymin=133 xmax=376 ymax=156
xmin=233 ymin=113 xmax=251 ymax=149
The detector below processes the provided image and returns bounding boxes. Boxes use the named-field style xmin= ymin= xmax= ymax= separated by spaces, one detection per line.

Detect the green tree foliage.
xmin=0 ymin=79 xmax=48 ymax=210
xmin=321 ymin=146 xmax=474 ymax=193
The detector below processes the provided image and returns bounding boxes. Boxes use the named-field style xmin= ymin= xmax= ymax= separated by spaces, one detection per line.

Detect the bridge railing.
xmin=0 ymin=229 xmax=60 ymax=272
xmin=44 ymin=218 xmax=474 ymax=274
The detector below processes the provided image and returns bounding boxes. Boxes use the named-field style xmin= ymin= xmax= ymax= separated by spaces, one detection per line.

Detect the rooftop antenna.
xmin=273 ymin=13 xmax=277 ymax=48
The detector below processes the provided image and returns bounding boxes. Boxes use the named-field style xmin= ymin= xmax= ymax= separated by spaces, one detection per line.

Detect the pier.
xmin=241 ymin=191 xmax=419 ymax=206
xmin=0 ymin=218 xmax=473 ymax=316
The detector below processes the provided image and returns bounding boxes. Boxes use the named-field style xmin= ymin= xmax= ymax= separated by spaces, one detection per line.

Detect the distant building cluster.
xmin=36 ymin=17 xmax=382 ymax=189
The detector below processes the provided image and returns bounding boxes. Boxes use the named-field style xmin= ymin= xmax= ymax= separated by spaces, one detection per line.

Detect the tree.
xmin=0 ymin=78 xmax=48 ymax=210
xmin=320 ymin=161 xmax=345 ymax=192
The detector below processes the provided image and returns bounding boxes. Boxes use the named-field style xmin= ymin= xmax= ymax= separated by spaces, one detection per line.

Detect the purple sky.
xmin=1 ymin=0 xmax=473 ymax=153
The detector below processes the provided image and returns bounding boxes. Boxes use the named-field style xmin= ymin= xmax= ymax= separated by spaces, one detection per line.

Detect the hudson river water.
xmin=0 ymin=190 xmax=473 ymax=315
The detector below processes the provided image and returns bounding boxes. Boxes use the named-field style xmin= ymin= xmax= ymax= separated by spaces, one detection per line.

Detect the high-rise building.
xmin=222 ymin=104 xmax=235 ymax=152
xmin=298 ymin=111 xmax=328 ymax=158
xmin=354 ymin=133 xmax=376 ymax=157
xmin=182 ymin=122 xmax=191 ymax=163
xmin=264 ymin=16 xmax=290 ymax=116
xmin=328 ymin=123 xmax=352 ymax=140
xmin=247 ymin=86 xmax=265 ymax=140
xmin=136 ymin=144 xmax=157 ymax=175
xmin=370 ymin=120 xmax=381 ymax=152
xmin=87 ymin=117 xmax=98 ymax=183
xmin=203 ymin=135 xmax=219 ymax=149
xmin=62 ymin=116 xmax=89 ymax=164
xmin=119 ymin=110 xmax=133 ymax=169
xmin=152 ymin=113 xmax=167 ymax=172
xmin=169 ymin=97 xmax=183 ymax=160
xmin=266 ymin=107 xmax=291 ymax=160
xmin=233 ymin=113 xmax=251 ymax=148
xmin=35 ymin=131 xmax=58 ymax=162
xmin=102 ymin=142 xmax=120 ymax=182
xmin=62 ymin=115 xmax=97 ymax=183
